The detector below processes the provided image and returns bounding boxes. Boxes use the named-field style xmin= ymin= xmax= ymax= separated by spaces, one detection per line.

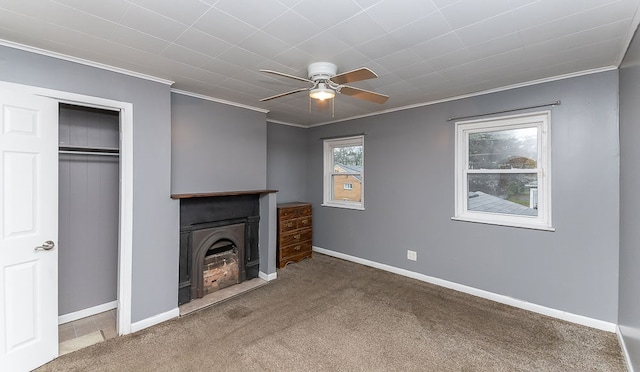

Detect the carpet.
xmin=37 ymin=253 xmax=626 ymax=371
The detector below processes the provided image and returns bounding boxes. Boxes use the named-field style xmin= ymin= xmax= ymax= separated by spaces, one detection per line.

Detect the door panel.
xmin=0 ymin=90 xmax=58 ymax=371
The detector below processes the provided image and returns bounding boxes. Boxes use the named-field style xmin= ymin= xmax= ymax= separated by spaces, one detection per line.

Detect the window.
xmin=453 ymin=111 xmax=553 ymax=230
xmin=323 ymin=135 xmax=364 ymax=210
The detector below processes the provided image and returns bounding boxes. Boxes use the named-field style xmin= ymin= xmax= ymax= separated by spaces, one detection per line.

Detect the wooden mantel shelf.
xmin=171 ymin=189 xmax=278 ymax=199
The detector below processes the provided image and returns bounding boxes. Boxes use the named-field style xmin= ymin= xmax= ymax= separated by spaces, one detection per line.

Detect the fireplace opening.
xmin=202 ymin=239 xmax=239 ymax=296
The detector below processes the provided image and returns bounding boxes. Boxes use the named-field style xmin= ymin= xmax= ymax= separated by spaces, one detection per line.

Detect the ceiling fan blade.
xmin=339 ymin=85 xmax=389 ymax=104
xmin=260 ymin=88 xmax=309 ymax=102
xmin=259 ymin=69 xmax=314 ymax=83
xmin=331 ymin=67 xmax=378 ymax=84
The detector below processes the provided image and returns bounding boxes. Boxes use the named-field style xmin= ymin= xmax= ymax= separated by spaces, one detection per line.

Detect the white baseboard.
xmin=130 ymin=308 xmax=180 ymax=333
xmin=59 ymin=300 xmax=118 ymax=325
xmin=313 ymin=246 xmax=617 ymax=333
xmin=617 ymin=326 xmax=636 ymax=372
xmin=259 ymin=271 xmax=278 ymax=281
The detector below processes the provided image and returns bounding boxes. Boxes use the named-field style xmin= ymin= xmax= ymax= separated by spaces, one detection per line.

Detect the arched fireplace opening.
xmin=202 ymin=239 xmax=239 ymax=296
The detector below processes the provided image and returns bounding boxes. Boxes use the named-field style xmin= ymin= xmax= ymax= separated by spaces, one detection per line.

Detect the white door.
xmin=0 ymin=90 xmax=59 ymax=371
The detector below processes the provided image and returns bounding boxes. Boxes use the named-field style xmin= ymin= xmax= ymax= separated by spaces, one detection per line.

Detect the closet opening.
xmin=57 ymin=103 xmax=121 ymax=354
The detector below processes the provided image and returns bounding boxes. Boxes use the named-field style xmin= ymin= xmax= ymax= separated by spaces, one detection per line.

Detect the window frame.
xmin=322 ymin=135 xmax=365 ymax=210
xmin=453 ymin=111 xmax=554 ymax=231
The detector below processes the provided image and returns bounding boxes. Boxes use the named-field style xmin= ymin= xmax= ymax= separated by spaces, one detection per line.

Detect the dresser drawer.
xmin=280 ymin=229 xmax=312 ymax=246
xmin=280 ymin=240 xmax=312 ymax=259
xmin=279 ymin=219 xmax=297 ymax=233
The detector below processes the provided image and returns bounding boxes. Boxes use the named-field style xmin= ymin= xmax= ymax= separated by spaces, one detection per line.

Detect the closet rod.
xmin=59 ymin=150 xmax=119 ymax=157
xmin=446 ymin=100 xmax=561 ymax=122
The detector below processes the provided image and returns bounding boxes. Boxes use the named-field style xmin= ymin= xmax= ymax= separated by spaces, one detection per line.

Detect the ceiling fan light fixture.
xmin=309 ymin=83 xmax=335 ymax=101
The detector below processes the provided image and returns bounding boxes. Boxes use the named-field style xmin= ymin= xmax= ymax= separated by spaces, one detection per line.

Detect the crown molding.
xmin=265 ymin=119 xmax=308 ymax=128
xmin=171 ymin=89 xmax=269 ymax=114
xmin=0 ymin=39 xmax=174 ymax=85
xmin=616 ymin=3 xmax=640 ymax=66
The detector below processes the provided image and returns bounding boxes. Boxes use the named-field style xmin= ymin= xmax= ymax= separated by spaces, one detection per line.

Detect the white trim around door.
xmin=0 ymin=81 xmax=134 ymax=336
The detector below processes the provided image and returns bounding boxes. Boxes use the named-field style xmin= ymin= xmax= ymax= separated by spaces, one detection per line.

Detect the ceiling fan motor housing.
xmin=308 ymin=62 xmax=337 ymax=81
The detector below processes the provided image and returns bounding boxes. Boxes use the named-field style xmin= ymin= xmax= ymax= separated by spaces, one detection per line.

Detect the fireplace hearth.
xmin=178 ymin=194 xmax=261 ymax=305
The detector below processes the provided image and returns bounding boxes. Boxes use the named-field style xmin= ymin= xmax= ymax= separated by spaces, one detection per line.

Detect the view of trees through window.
xmin=468 ymin=127 xmax=538 ymax=211
xmin=333 ymin=146 xmax=362 ymax=168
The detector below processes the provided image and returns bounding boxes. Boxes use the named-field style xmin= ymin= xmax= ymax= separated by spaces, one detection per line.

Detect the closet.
xmin=58 ymin=103 xmax=120 ymax=321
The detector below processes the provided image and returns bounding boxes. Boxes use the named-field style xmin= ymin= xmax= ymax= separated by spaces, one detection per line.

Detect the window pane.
xmin=332 ymin=174 xmax=361 ymax=202
xmin=468 ymin=128 xmax=537 ymax=169
xmin=333 ymin=146 xmax=363 ymax=171
xmin=467 ymin=173 xmax=538 ymax=216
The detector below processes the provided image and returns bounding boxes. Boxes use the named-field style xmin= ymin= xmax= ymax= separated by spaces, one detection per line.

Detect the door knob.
xmin=34 ymin=240 xmax=55 ymax=251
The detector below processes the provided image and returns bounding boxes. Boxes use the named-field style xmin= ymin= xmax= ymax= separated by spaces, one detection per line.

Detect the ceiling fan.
xmin=259 ymin=62 xmax=389 ymax=104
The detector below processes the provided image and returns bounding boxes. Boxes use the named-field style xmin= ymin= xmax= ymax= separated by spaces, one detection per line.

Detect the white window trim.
xmin=453 ymin=111 xmax=554 ymax=231
xmin=322 ymin=135 xmax=365 ymax=210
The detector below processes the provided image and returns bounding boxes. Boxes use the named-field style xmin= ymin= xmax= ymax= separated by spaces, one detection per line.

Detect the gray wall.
xmin=171 ymin=93 xmax=267 ymax=194
xmin=0 ymin=45 xmax=179 ymax=323
xmin=619 ymin=27 xmax=640 ymax=370
xmin=306 ymin=71 xmax=620 ymax=322
xmin=267 ymin=123 xmax=308 ymax=203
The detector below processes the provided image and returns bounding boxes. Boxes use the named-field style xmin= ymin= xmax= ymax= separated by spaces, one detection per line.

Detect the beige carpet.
xmin=37 ymin=253 xmax=625 ymax=371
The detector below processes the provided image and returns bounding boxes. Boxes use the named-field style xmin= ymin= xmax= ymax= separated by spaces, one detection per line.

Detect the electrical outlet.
xmin=407 ymin=250 xmax=417 ymax=261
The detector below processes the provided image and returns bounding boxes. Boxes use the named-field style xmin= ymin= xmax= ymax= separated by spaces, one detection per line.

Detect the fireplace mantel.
xmin=171 ymin=189 xmax=277 ymax=199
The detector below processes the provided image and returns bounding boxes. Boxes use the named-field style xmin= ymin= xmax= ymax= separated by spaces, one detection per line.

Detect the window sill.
xmin=451 ymin=216 xmax=555 ymax=231
xmin=321 ymin=203 xmax=365 ymax=211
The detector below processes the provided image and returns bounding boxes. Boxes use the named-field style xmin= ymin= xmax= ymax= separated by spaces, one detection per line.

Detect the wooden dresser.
xmin=277 ymin=202 xmax=312 ymax=268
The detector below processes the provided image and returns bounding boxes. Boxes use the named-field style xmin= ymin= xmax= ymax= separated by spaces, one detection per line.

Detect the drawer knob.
xmin=294 ymin=245 xmax=301 ymax=251
xmin=294 ymin=234 xmax=300 ymax=239
xmin=287 ymin=222 xmax=293 ymax=228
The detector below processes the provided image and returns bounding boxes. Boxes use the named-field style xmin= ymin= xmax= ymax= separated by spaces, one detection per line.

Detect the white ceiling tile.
xmin=411 ymin=32 xmax=465 ymax=60
xmin=192 ymin=7 xmax=257 ymax=44
xmin=261 ymin=11 xmax=321 ymax=46
xmin=327 ymin=12 xmax=387 ymax=47
xmin=454 ymin=12 xmax=518 ymax=47
xmin=215 ymin=0 xmax=288 ymax=28
xmin=0 ymin=8 xmax=45 ymax=36
xmin=292 ymin=0 xmax=363 ymax=29
xmin=217 ymin=46 xmax=264 ymax=69
xmin=426 ymin=48 xmax=474 ymax=70
xmin=432 ymin=0 xmax=462 ymax=8
xmin=390 ymin=60 xmax=435 ymax=80
xmin=173 ymin=28 xmax=232 ymax=58
xmin=507 ymin=0 xmax=540 ymax=8
xmin=110 ymin=25 xmax=170 ymax=54
xmin=201 ymin=58 xmax=247 ymax=78
xmin=128 ymin=0 xmax=211 ymax=25
xmin=276 ymin=0 xmax=304 ymax=8
xmin=365 ymin=0 xmax=438 ymax=32
xmin=270 ymin=48 xmax=315 ymax=72
xmin=45 ymin=1 xmax=117 ymax=39
xmin=296 ymin=32 xmax=352 ymax=59
xmin=161 ymin=44 xmax=212 ymax=67
xmin=0 ymin=0 xmax=48 ymax=19
xmin=523 ymin=20 xmax=631 ymax=58
xmin=51 ymin=0 xmax=130 ymax=22
xmin=354 ymin=34 xmax=406 ymax=60
xmin=389 ymin=11 xmax=453 ymax=48
xmin=120 ymin=4 xmax=187 ymax=42
xmin=374 ymin=49 xmax=422 ymax=70
xmin=238 ymin=31 xmax=292 ymax=59
xmin=353 ymin=0 xmax=384 ymax=9
xmin=511 ymin=0 xmax=585 ymax=31
xmin=466 ymin=32 xmax=522 ymax=59
xmin=439 ymin=0 xmax=511 ymax=29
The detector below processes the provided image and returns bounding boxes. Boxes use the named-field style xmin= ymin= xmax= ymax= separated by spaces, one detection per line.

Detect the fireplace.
xmin=178 ymin=194 xmax=261 ymax=305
